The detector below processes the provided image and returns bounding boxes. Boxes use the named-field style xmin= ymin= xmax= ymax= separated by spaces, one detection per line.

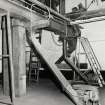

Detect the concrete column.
xmin=12 ymin=19 xmax=26 ymax=97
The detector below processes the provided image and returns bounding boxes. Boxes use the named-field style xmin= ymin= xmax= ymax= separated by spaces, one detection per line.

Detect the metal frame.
xmin=1 ymin=13 xmax=15 ymax=105
xmin=55 ymin=38 xmax=88 ymax=83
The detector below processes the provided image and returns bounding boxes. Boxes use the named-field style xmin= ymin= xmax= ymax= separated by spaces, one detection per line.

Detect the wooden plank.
xmin=26 ymin=30 xmax=83 ymax=105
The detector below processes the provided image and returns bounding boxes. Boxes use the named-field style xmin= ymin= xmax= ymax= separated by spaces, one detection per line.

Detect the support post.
xmin=59 ymin=0 xmax=65 ymax=15
xmin=0 ymin=17 xmax=2 ymax=74
xmin=1 ymin=14 xmax=15 ymax=104
xmin=12 ymin=18 xmax=26 ymax=97
xmin=2 ymin=16 xmax=10 ymax=96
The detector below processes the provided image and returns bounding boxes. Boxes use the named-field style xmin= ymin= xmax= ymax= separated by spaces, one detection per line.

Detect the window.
xmin=41 ymin=0 xmax=60 ymax=12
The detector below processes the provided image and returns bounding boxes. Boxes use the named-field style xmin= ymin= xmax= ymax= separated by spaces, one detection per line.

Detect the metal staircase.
xmin=80 ymin=37 xmax=105 ymax=87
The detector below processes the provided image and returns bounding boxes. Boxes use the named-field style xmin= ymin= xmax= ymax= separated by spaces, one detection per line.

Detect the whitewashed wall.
xmin=81 ymin=21 xmax=105 ymax=70
xmin=41 ymin=30 xmax=62 ymax=62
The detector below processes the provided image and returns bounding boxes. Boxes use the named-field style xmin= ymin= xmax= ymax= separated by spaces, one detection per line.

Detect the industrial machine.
xmin=0 ymin=0 xmax=105 ymax=105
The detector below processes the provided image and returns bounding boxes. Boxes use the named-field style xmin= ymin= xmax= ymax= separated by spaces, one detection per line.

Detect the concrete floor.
xmin=0 ymin=79 xmax=105 ymax=105
xmin=0 ymin=79 xmax=74 ymax=105
xmin=99 ymin=86 xmax=105 ymax=105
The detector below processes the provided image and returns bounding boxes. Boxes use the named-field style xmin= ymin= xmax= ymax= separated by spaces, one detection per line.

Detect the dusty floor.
xmin=0 ymin=79 xmax=105 ymax=105
xmin=99 ymin=86 xmax=105 ymax=105
xmin=0 ymin=79 xmax=74 ymax=105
